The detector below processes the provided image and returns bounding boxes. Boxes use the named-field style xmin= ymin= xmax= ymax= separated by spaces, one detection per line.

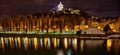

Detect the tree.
xmin=103 ymin=24 xmax=111 ymax=34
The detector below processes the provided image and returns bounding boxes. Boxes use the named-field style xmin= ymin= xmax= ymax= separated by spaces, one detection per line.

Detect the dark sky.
xmin=0 ymin=0 xmax=120 ymax=17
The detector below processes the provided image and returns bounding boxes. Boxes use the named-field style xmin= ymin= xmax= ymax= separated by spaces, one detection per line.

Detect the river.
xmin=0 ymin=36 xmax=120 ymax=55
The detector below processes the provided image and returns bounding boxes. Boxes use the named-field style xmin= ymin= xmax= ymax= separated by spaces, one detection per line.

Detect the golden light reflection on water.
xmin=44 ymin=38 xmax=48 ymax=48
xmin=1 ymin=36 xmax=120 ymax=53
xmin=64 ymin=38 xmax=68 ymax=49
xmin=112 ymin=40 xmax=120 ymax=54
xmin=44 ymin=38 xmax=51 ymax=49
xmin=34 ymin=37 xmax=38 ymax=50
xmin=57 ymin=38 xmax=60 ymax=47
xmin=106 ymin=39 xmax=112 ymax=52
xmin=9 ymin=37 xmax=14 ymax=48
xmin=52 ymin=38 xmax=57 ymax=48
xmin=1 ymin=37 xmax=4 ymax=49
xmin=23 ymin=37 xmax=29 ymax=50
xmin=72 ymin=38 xmax=77 ymax=50
xmin=15 ymin=37 xmax=21 ymax=48
xmin=17 ymin=37 xmax=21 ymax=48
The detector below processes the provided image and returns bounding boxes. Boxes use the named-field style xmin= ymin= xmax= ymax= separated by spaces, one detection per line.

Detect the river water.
xmin=0 ymin=36 xmax=120 ymax=55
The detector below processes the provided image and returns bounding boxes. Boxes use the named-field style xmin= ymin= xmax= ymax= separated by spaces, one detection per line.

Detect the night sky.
xmin=0 ymin=0 xmax=120 ymax=17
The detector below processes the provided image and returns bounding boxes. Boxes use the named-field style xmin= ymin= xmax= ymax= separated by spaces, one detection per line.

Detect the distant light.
xmin=57 ymin=2 xmax=64 ymax=11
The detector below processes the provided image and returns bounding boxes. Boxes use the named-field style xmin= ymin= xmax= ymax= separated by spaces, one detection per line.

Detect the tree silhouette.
xmin=103 ymin=24 xmax=111 ymax=34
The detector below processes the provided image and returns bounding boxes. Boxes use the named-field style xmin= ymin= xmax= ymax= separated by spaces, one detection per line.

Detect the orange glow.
xmin=34 ymin=37 xmax=38 ymax=50
xmin=64 ymin=38 xmax=68 ymax=49
xmin=48 ymin=28 xmax=52 ymax=32
xmin=73 ymin=38 xmax=77 ymax=50
xmin=75 ymin=25 xmax=79 ymax=29
xmin=1 ymin=37 xmax=4 ymax=49
xmin=112 ymin=29 xmax=116 ymax=32
xmin=106 ymin=39 xmax=112 ymax=52
xmin=65 ymin=26 xmax=68 ymax=31
xmin=9 ymin=37 xmax=14 ymax=48
xmin=17 ymin=37 xmax=21 ymax=48
xmin=0 ymin=26 xmax=2 ymax=29
xmin=109 ymin=24 xmax=114 ymax=29
xmin=24 ymin=37 xmax=29 ymax=50
xmin=52 ymin=38 xmax=57 ymax=48
xmin=53 ymin=26 xmax=57 ymax=28
xmin=98 ymin=26 xmax=101 ymax=29
xmin=44 ymin=38 xmax=48 ymax=48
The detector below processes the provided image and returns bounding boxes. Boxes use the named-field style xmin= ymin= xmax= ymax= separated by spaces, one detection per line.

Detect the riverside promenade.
xmin=0 ymin=33 xmax=120 ymax=39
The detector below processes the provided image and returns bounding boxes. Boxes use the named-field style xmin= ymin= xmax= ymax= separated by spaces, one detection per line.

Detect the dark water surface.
xmin=0 ymin=36 xmax=120 ymax=55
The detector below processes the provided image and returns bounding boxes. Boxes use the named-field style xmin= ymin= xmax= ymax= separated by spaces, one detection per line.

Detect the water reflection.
xmin=40 ymin=38 xmax=43 ymax=48
xmin=111 ymin=39 xmax=120 ymax=55
xmin=80 ymin=40 xmax=84 ymax=52
xmin=0 ymin=37 xmax=120 ymax=55
xmin=44 ymin=38 xmax=51 ymax=49
xmin=0 ymin=37 xmax=4 ymax=49
xmin=23 ymin=37 xmax=29 ymax=50
xmin=57 ymin=49 xmax=64 ymax=55
xmin=9 ymin=37 xmax=14 ymax=48
xmin=106 ymin=39 xmax=112 ymax=52
xmin=52 ymin=38 xmax=57 ymax=48
xmin=64 ymin=38 xmax=68 ymax=49
xmin=72 ymin=38 xmax=77 ymax=50
xmin=34 ymin=37 xmax=38 ymax=50
xmin=4 ymin=37 xmax=9 ymax=47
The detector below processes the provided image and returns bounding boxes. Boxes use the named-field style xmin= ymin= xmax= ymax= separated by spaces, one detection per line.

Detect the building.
xmin=0 ymin=2 xmax=120 ymax=34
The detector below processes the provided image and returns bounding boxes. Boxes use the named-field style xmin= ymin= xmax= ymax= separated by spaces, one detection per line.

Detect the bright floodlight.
xmin=57 ymin=2 xmax=64 ymax=11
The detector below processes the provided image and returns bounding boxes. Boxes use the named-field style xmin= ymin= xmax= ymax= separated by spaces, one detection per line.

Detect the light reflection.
xmin=23 ymin=37 xmax=29 ymax=50
xmin=106 ymin=39 xmax=112 ymax=52
xmin=17 ymin=37 xmax=21 ymax=48
xmin=4 ymin=37 xmax=9 ymax=47
xmin=44 ymin=38 xmax=51 ymax=48
xmin=72 ymin=38 xmax=77 ymax=50
xmin=80 ymin=40 xmax=84 ymax=52
xmin=9 ymin=37 xmax=14 ymax=48
xmin=15 ymin=37 xmax=18 ymax=47
xmin=52 ymin=38 xmax=57 ymax=48
xmin=112 ymin=40 xmax=120 ymax=54
xmin=33 ymin=37 xmax=38 ymax=50
xmin=40 ymin=38 xmax=43 ymax=48
xmin=0 ymin=37 xmax=1 ymax=48
xmin=1 ymin=37 xmax=4 ymax=49
xmin=29 ymin=38 xmax=31 ymax=46
xmin=64 ymin=38 xmax=68 ymax=49
xmin=44 ymin=38 xmax=47 ymax=47
xmin=68 ymin=38 xmax=71 ymax=46
xmin=1 ymin=36 xmax=119 ymax=53
xmin=48 ymin=38 xmax=51 ymax=48
xmin=57 ymin=38 xmax=60 ymax=47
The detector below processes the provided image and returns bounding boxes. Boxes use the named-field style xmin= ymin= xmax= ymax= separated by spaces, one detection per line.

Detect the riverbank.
xmin=0 ymin=33 xmax=120 ymax=39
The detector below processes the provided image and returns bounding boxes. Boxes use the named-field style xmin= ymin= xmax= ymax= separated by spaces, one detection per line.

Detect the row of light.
xmin=1 ymin=37 xmax=118 ymax=52
xmin=0 ymin=37 xmax=81 ymax=50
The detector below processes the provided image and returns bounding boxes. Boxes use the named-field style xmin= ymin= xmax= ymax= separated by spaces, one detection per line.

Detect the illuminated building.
xmin=57 ymin=2 xmax=64 ymax=11
xmin=0 ymin=3 xmax=120 ymax=34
